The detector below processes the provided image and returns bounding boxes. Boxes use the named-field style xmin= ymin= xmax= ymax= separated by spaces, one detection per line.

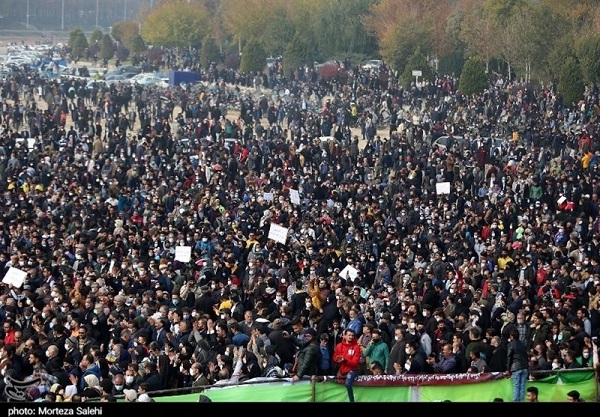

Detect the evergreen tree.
xmin=240 ymin=38 xmax=267 ymax=73
xmin=458 ymin=57 xmax=488 ymax=96
xmin=283 ymin=32 xmax=314 ymax=76
xmin=401 ymin=47 xmax=434 ymax=90
xmin=68 ymin=28 xmax=88 ymax=61
xmin=100 ymin=34 xmax=115 ymax=61
xmin=200 ymin=35 xmax=220 ymax=68
xmin=558 ymin=57 xmax=584 ymax=108
xmin=89 ymin=28 xmax=103 ymax=44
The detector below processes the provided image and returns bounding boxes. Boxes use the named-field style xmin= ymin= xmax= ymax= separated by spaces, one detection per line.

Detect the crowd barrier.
xmin=149 ymin=369 xmax=599 ymax=402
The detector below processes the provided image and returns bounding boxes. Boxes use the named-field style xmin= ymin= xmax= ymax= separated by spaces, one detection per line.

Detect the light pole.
xmin=95 ymin=0 xmax=99 ymax=28
xmin=61 ymin=0 xmax=65 ymax=30
xmin=26 ymin=0 xmax=30 ymax=30
xmin=124 ymin=0 xmax=127 ymax=21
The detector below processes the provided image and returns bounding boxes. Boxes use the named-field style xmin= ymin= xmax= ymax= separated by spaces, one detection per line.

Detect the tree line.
xmin=67 ymin=0 xmax=600 ymax=105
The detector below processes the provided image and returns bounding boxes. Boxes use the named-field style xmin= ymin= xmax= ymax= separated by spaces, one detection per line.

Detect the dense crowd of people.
xmin=0 ymin=45 xmax=599 ymax=403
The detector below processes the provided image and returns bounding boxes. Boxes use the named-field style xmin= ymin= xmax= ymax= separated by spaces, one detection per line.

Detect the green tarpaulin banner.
xmin=152 ymin=370 xmax=599 ymax=402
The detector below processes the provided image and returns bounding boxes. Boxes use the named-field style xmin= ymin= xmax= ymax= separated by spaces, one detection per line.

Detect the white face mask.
xmin=405 ymin=347 xmax=411 ymax=355
xmin=125 ymin=376 xmax=134 ymax=384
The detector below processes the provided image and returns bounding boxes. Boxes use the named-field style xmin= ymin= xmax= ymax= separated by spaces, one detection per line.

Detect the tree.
xmin=222 ymin=0 xmax=288 ymax=55
xmin=364 ymin=0 xmax=444 ymax=73
xmin=546 ymin=34 xmax=577 ymax=82
xmin=458 ymin=57 xmax=488 ymax=95
xmin=311 ymin=0 xmax=377 ymax=59
xmin=282 ymin=32 xmax=315 ymax=75
xmin=141 ymin=0 xmax=210 ymax=49
xmin=99 ymin=34 xmax=115 ymax=61
xmin=575 ymin=33 xmax=600 ymax=85
xmin=558 ymin=57 xmax=584 ymax=108
xmin=111 ymin=21 xmax=140 ymax=51
xmin=89 ymin=28 xmax=103 ymax=44
xmin=401 ymin=47 xmax=433 ymax=89
xmin=459 ymin=3 xmax=498 ymax=73
xmin=68 ymin=28 xmax=88 ymax=60
xmin=239 ymin=38 xmax=267 ymax=73
xmin=116 ymin=44 xmax=130 ymax=62
xmin=200 ymin=35 xmax=220 ymax=68
xmin=129 ymin=35 xmax=147 ymax=55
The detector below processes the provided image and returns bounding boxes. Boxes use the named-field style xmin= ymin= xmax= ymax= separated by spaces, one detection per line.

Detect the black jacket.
xmin=506 ymin=338 xmax=529 ymax=372
xmin=294 ymin=339 xmax=320 ymax=378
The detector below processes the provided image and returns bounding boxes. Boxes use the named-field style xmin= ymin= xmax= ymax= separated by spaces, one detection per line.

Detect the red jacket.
xmin=333 ymin=338 xmax=361 ymax=376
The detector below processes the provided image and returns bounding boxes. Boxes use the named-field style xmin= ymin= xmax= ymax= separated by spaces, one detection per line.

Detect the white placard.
xmin=2 ymin=267 xmax=27 ymax=288
xmin=339 ymin=265 xmax=359 ymax=280
xmin=436 ymin=182 xmax=451 ymax=195
xmin=268 ymin=223 xmax=289 ymax=244
xmin=289 ymin=189 xmax=301 ymax=206
xmin=412 ymin=70 xmax=422 ymax=77
xmin=263 ymin=192 xmax=274 ymax=201
xmin=557 ymin=196 xmax=567 ymax=205
xmin=204 ymin=165 xmax=212 ymax=183
xmin=175 ymin=246 xmax=192 ymax=262
xmin=27 ymin=138 xmax=36 ymax=150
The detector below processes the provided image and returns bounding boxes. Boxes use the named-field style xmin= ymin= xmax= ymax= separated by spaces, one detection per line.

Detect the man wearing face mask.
xmin=64 ymin=337 xmax=82 ymax=366
xmin=363 ymin=328 xmax=389 ymax=372
xmin=45 ymin=344 xmax=63 ymax=374
xmin=400 ymin=340 xmax=426 ymax=374
xmin=124 ymin=365 xmax=142 ymax=390
xmin=111 ymin=373 xmax=126 ymax=397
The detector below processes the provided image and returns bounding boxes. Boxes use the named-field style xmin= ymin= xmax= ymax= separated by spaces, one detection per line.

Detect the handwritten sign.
xmin=175 ymin=246 xmax=192 ymax=263
xmin=435 ymin=182 xmax=451 ymax=195
xmin=268 ymin=223 xmax=289 ymax=245
xmin=2 ymin=267 xmax=27 ymax=288
xmin=263 ymin=192 xmax=274 ymax=201
xmin=289 ymin=189 xmax=301 ymax=205
xmin=339 ymin=265 xmax=359 ymax=280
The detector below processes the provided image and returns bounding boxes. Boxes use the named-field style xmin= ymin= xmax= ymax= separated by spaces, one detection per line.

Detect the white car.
xmin=362 ymin=59 xmax=383 ymax=71
xmin=128 ymin=72 xmax=162 ymax=85
xmin=103 ymin=74 xmax=128 ymax=84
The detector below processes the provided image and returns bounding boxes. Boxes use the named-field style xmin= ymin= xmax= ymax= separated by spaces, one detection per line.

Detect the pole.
xmin=61 ymin=0 xmax=65 ymax=30
xmin=124 ymin=0 xmax=127 ymax=21
xmin=26 ymin=0 xmax=29 ymax=30
xmin=95 ymin=0 xmax=99 ymax=28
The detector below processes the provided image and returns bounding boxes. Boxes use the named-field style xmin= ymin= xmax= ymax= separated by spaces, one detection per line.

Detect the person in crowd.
xmin=525 ymin=386 xmax=539 ymax=402
xmin=333 ymin=328 xmax=361 ymax=402
xmin=506 ymin=329 xmax=529 ymax=402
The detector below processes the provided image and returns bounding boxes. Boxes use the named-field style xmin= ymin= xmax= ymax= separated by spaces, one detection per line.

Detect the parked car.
xmin=128 ymin=72 xmax=162 ymax=85
xmin=362 ymin=59 xmax=383 ymax=71
xmin=102 ymin=74 xmax=128 ymax=85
